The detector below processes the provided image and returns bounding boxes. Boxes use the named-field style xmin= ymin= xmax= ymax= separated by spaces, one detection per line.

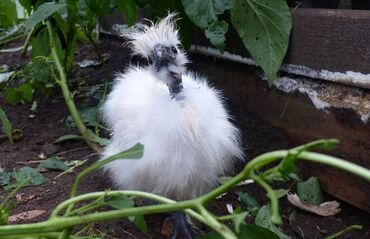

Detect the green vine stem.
xmin=1 ymin=143 xmax=369 ymax=238
xmin=46 ymin=20 xmax=101 ymax=153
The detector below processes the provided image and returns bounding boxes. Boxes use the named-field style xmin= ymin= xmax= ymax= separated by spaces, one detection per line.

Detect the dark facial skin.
xmin=152 ymin=44 xmax=183 ymax=97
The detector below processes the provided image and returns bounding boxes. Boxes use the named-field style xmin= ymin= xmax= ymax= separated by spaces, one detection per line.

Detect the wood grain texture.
xmin=193 ymin=55 xmax=370 ymax=211
xmin=286 ymin=8 xmax=370 ymax=74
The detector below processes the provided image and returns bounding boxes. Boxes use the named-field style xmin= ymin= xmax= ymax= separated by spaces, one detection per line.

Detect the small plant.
xmin=0 ymin=139 xmax=369 ymax=238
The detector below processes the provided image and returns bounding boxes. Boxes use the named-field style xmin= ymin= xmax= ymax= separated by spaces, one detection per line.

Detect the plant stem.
xmin=46 ymin=21 xmax=101 ymax=153
xmin=1 ymin=146 xmax=369 ymax=237
xmin=21 ymin=26 xmax=35 ymax=56
xmin=0 ymin=199 xmax=196 ymax=235
xmin=325 ymin=225 xmax=363 ymax=239
xmin=69 ymin=144 xmax=143 ymax=198
xmin=197 ymin=205 xmax=237 ymax=239
xmin=250 ymin=173 xmax=281 ymax=224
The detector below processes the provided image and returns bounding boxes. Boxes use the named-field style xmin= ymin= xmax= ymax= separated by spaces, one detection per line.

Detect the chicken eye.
xmin=171 ymin=46 xmax=177 ymax=54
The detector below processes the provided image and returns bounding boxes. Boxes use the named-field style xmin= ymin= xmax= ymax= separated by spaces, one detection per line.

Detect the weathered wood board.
xmin=286 ymin=8 xmax=370 ymax=74
xmin=192 ymin=55 xmax=370 ymax=212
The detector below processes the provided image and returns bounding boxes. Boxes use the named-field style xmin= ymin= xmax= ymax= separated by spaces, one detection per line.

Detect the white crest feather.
xmin=123 ymin=13 xmax=181 ymax=58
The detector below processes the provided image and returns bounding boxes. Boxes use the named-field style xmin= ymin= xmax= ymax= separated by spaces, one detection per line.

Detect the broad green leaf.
xmin=32 ymin=28 xmax=50 ymax=57
xmin=297 ymin=177 xmax=324 ymax=205
xmin=86 ymin=129 xmax=109 ymax=146
xmin=86 ymin=0 xmax=110 ymax=17
xmin=236 ymin=191 xmax=260 ymax=217
xmin=5 ymin=83 xmax=33 ymax=104
xmin=255 ymin=205 xmax=290 ymax=239
xmin=19 ymin=0 xmax=32 ymax=14
xmin=11 ymin=167 xmax=47 ymax=187
xmin=182 ymin=0 xmax=234 ymax=29
xmin=54 ymin=134 xmax=84 ymax=144
xmin=231 ymin=0 xmax=292 ymax=85
xmin=113 ymin=0 xmax=137 ymax=26
xmin=0 ymin=171 xmax=11 ymax=186
xmin=25 ymin=3 xmax=66 ymax=31
xmin=205 ymin=20 xmax=228 ymax=53
xmin=39 ymin=157 xmax=68 ymax=171
xmin=0 ymin=107 xmax=13 ymax=144
xmin=0 ymin=0 xmax=17 ymax=28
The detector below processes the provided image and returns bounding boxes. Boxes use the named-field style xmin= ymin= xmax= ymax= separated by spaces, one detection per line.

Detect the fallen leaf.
xmin=287 ymin=193 xmax=341 ymax=216
xmin=15 ymin=193 xmax=36 ymax=203
xmin=8 ymin=210 xmax=46 ymax=223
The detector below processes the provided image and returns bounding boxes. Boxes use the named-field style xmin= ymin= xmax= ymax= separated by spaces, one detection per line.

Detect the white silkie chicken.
xmin=101 ymin=13 xmax=243 ymax=238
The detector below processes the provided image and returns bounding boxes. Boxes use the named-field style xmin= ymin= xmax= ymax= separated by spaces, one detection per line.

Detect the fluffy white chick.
xmin=101 ymin=14 xmax=243 ymax=202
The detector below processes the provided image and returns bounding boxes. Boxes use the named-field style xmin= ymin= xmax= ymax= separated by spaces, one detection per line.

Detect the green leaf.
xmin=231 ymin=0 xmax=292 ymax=85
xmin=297 ymin=177 xmax=324 ymax=205
xmin=236 ymin=191 xmax=260 ymax=217
xmin=86 ymin=129 xmax=109 ymax=146
xmin=231 ymin=206 xmax=248 ymax=233
xmin=255 ymin=205 xmax=290 ymax=239
xmin=39 ymin=157 xmax=68 ymax=171
xmin=182 ymin=0 xmax=234 ymax=29
xmin=18 ymin=0 xmax=32 ymax=14
xmin=0 ymin=0 xmax=17 ymax=29
xmin=85 ymin=0 xmax=110 ymax=17
xmin=0 ymin=107 xmax=13 ymax=144
xmin=205 ymin=20 xmax=228 ymax=53
xmin=65 ymin=106 xmax=101 ymax=128
xmin=103 ymin=143 xmax=144 ymax=161
xmin=113 ymin=0 xmax=137 ymax=26
xmin=24 ymin=3 xmax=67 ymax=31
xmin=277 ymin=139 xmax=338 ymax=178
xmin=32 ymin=28 xmax=50 ymax=57
xmin=267 ymin=189 xmax=289 ymax=199
xmin=11 ymin=167 xmax=47 ymax=187
xmin=106 ymin=195 xmax=148 ymax=233
xmin=129 ymin=215 xmax=148 ymax=234
xmin=54 ymin=134 xmax=84 ymax=144
xmin=107 ymin=195 xmax=134 ymax=209
xmin=0 ymin=171 xmax=11 ymax=186
xmin=5 ymin=83 xmax=33 ymax=104
xmin=238 ymin=224 xmax=280 ymax=239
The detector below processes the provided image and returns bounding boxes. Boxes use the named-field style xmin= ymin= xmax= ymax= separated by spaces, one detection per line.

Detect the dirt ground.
xmin=0 ymin=38 xmax=369 ymax=239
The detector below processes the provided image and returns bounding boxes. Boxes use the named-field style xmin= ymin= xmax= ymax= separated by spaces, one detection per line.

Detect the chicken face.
xmin=152 ymin=43 xmax=184 ymax=96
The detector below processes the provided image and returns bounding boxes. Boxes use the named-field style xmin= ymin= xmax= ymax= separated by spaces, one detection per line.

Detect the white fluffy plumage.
xmin=101 ymin=14 xmax=243 ymax=201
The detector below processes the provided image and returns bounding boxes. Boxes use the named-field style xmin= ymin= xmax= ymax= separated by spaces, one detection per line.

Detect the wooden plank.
xmin=286 ymin=8 xmax=370 ymax=74
xmin=192 ymin=55 xmax=370 ymax=211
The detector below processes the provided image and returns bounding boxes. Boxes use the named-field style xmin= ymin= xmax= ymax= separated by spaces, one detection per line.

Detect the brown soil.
xmin=0 ymin=38 xmax=369 ymax=239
